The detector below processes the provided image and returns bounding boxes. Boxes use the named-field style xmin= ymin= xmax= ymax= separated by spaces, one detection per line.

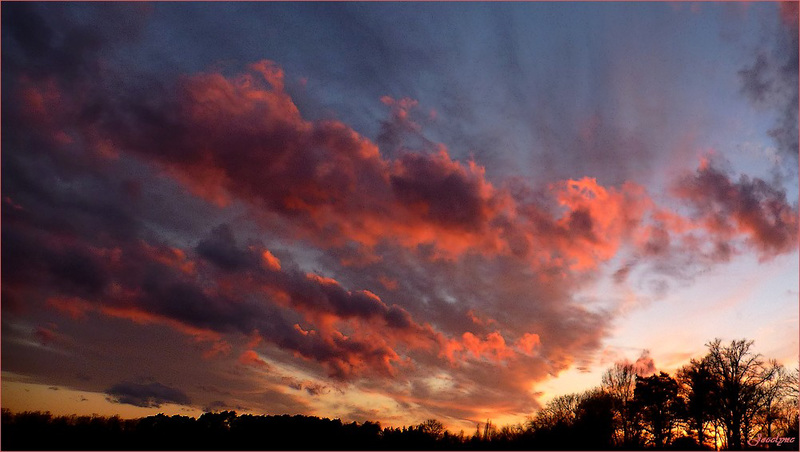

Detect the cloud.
xmin=33 ymin=325 xmax=60 ymax=346
xmin=6 ymin=208 xmax=437 ymax=380
xmin=376 ymin=96 xmax=432 ymax=155
xmin=203 ymin=400 xmax=231 ymax=412
xmin=610 ymin=157 xmax=798 ymax=293
xmin=738 ymin=2 xmax=798 ymax=161
xmin=4 ymin=48 xmax=733 ymax=278
xmin=674 ymin=159 xmax=798 ymax=258
xmin=196 ymin=224 xmax=258 ymax=271
xmin=106 ymin=381 xmax=191 ymax=408
xmin=4 ymin=60 xmax=786 ymax=401
xmin=633 ymin=350 xmax=657 ymax=376
xmin=239 ymin=350 xmax=270 ymax=369
xmin=1 ymin=3 xmax=148 ymax=82
xmin=281 ymin=377 xmax=329 ymax=396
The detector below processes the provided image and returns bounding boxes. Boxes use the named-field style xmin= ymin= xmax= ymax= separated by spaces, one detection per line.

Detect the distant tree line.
xmin=2 ymin=339 xmax=797 ymax=450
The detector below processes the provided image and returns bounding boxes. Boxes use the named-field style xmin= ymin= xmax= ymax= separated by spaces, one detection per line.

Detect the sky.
xmin=2 ymin=2 xmax=798 ymax=432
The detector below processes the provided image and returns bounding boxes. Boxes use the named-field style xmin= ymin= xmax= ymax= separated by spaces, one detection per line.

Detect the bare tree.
xmin=704 ymin=338 xmax=777 ymax=449
xmin=419 ymin=418 xmax=445 ymax=440
xmin=751 ymin=361 xmax=793 ymax=437
xmin=752 ymin=363 xmax=800 ymax=441
xmin=528 ymin=393 xmax=581 ymax=431
xmin=602 ymin=362 xmax=640 ymax=447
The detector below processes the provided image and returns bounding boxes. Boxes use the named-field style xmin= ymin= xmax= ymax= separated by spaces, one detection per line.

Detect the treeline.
xmin=1 ymin=410 xmax=383 ymax=450
xmin=524 ymin=339 xmax=798 ymax=450
xmin=2 ymin=339 xmax=798 ymax=450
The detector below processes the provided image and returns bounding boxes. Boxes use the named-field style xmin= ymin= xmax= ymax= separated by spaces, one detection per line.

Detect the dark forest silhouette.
xmin=2 ymin=339 xmax=798 ymax=451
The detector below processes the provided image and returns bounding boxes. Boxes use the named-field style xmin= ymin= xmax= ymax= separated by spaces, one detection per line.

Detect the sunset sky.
xmin=2 ymin=2 xmax=798 ymax=432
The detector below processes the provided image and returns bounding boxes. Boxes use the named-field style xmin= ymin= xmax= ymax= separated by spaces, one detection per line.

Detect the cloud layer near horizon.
xmin=2 ymin=2 xmax=797 ymax=427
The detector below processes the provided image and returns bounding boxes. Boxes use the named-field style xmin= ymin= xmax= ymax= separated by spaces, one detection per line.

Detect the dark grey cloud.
xmin=196 ymin=224 xmax=259 ymax=272
xmin=675 ymin=161 xmax=798 ymax=257
xmin=106 ymin=381 xmax=191 ymax=408
xmin=1 ymin=3 xmax=147 ymax=81
xmin=203 ymin=400 xmax=231 ymax=412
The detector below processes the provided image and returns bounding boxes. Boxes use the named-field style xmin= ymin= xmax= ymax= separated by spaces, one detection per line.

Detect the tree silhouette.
xmin=753 ymin=361 xmax=794 ymax=438
xmin=418 ymin=418 xmax=445 ymax=440
xmin=528 ymin=393 xmax=581 ymax=431
xmin=573 ymin=388 xmax=616 ymax=450
xmin=704 ymin=338 xmax=777 ymax=449
xmin=632 ymin=372 xmax=684 ymax=448
xmin=602 ymin=362 xmax=640 ymax=447
xmin=677 ymin=357 xmax=719 ymax=447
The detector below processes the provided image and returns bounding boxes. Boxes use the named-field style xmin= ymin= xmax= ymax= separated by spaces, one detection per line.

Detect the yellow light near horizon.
xmin=1 ymin=380 xmax=203 ymax=419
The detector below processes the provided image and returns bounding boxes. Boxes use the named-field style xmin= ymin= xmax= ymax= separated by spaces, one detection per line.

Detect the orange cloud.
xmin=261 ymin=250 xmax=281 ymax=271
xmin=378 ymin=275 xmax=398 ymax=291
xmin=46 ymin=296 xmax=93 ymax=320
xmin=99 ymin=306 xmax=222 ymax=343
xmin=516 ymin=333 xmax=542 ymax=355
xmin=202 ymin=340 xmax=233 ymax=359
xmin=29 ymin=60 xmax=694 ymax=280
xmin=141 ymin=242 xmax=196 ymax=275
xmin=239 ymin=350 xmax=269 ymax=368
xmin=552 ymin=178 xmax=651 ymax=270
xmin=443 ymin=331 xmax=516 ymax=363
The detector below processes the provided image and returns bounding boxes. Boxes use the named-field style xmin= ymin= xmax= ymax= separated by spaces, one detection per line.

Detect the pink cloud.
xmin=673 ymin=159 xmax=798 ymax=259
xmin=6 ymin=56 xmax=798 ymax=426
